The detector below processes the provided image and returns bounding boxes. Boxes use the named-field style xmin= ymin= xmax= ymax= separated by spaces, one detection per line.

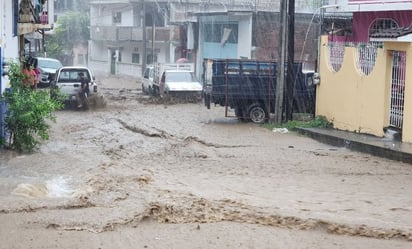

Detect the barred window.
xmin=369 ymin=18 xmax=399 ymax=37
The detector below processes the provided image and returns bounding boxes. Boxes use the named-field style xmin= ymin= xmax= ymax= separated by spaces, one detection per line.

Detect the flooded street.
xmin=0 ymin=74 xmax=411 ymax=249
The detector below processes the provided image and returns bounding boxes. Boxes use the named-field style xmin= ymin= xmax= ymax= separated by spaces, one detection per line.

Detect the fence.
xmin=327 ymin=40 xmax=381 ymax=75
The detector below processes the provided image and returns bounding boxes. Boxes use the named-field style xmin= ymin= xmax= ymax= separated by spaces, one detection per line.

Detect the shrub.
xmin=264 ymin=115 xmax=332 ymax=131
xmin=1 ymin=61 xmax=63 ymax=152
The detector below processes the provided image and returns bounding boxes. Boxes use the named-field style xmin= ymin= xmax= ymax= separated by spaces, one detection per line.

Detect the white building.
xmin=1 ymin=0 xmax=19 ymax=93
xmin=1 ymin=0 xmax=54 ymax=93
xmin=89 ymin=0 xmax=176 ymax=77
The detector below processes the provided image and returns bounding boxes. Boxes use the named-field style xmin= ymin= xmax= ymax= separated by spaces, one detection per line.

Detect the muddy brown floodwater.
xmin=0 ymin=73 xmax=411 ymax=249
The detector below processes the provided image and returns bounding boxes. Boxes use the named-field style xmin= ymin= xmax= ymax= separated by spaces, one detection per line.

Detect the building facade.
xmin=316 ymin=0 xmax=412 ymax=142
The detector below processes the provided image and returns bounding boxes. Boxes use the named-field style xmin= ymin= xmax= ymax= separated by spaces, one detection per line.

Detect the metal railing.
xmin=355 ymin=42 xmax=380 ymax=76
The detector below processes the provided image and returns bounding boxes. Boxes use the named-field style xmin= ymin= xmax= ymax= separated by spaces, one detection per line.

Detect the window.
xmin=147 ymin=54 xmax=158 ymax=64
xmin=203 ymin=24 xmax=238 ymax=44
xmin=132 ymin=53 xmax=140 ymax=64
xmin=369 ymin=18 xmax=399 ymax=37
xmin=113 ymin=12 xmax=122 ymax=24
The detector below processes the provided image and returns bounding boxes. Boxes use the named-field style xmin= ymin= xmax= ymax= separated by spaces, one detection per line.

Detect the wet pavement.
xmin=297 ymin=127 xmax=412 ymax=164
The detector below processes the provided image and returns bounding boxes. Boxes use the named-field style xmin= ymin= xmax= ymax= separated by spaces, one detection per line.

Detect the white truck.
xmin=152 ymin=63 xmax=202 ymax=100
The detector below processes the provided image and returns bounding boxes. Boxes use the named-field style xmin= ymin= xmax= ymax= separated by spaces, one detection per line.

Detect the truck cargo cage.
xmin=202 ymin=58 xmax=315 ymax=124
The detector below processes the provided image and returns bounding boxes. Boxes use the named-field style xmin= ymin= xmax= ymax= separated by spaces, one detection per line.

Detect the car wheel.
xmin=248 ymin=103 xmax=267 ymax=124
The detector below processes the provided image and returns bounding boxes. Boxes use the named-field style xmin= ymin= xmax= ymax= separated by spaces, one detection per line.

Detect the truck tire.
xmin=248 ymin=103 xmax=267 ymax=124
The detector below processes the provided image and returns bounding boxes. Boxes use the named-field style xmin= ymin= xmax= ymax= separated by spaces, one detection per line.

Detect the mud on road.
xmin=0 ymin=74 xmax=411 ymax=249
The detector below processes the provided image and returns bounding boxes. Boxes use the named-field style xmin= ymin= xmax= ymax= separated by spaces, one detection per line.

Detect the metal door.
xmin=389 ymin=51 xmax=406 ymax=129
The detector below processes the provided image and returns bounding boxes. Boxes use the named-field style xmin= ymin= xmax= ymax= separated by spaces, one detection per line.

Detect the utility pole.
xmin=152 ymin=13 xmax=155 ymax=64
xmin=275 ymin=0 xmax=288 ymax=124
xmin=141 ymin=0 xmax=147 ymax=75
xmin=286 ymin=0 xmax=295 ymax=121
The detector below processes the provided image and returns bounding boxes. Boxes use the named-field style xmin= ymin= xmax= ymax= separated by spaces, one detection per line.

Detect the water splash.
xmin=12 ymin=176 xmax=74 ymax=198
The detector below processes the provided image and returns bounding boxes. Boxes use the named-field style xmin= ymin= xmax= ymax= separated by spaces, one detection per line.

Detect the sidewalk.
xmin=296 ymin=127 xmax=412 ymax=164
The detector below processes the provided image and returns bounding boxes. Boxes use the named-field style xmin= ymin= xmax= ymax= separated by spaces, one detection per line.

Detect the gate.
xmin=389 ymin=51 xmax=406 ymax=129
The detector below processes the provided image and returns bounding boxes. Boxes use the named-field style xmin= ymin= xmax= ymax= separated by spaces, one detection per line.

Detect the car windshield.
xmin=58 ymin=69 xmax=91 ymax=82
xmin=166 ymin=71 xmax=197 ymax=83
xmin=38 ymin=59 xmax=63 ymax=69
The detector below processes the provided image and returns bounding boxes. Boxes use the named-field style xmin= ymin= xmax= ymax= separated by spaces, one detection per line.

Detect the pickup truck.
xmin=142 ymin=65 xmax=154 ymax=94
xmin=202 ymin=59 xmax=314 ymax=124
xmin=51 ymin=66 xmax=98 ymax=107
xmin=152 ymin=63 xmax=202 ymax=99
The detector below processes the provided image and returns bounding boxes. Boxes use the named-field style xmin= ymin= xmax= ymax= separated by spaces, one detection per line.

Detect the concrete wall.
xmin=1 ymin=0 xmax=19 ymax=93
xmin=317 ymin=35 xmax=412 ymax=142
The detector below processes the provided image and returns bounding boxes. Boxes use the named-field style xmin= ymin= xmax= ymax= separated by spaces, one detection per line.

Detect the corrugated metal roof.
xmin=370 ymin=26 xmax=412 ymax=39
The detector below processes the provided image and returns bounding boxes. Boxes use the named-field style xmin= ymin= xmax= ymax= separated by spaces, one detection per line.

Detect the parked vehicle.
xmin=152 ymin=63 xmax=202 ymax=100
xmin=51 ymin=66 xmax=98 ymax=108
xmin=35 ymin=57 xmax=63 ymax=87
xmin=142 ymin=65 xmax=154 ymax=94
xmin=202 ymin=59 xmax=315 ymax=124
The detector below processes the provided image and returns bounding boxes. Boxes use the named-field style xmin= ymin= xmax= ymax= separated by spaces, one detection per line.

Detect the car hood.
xmin=40 ymin=67 xmax=58 ymax=74
xmin=165 ymin=82 xmax=203 ymax=91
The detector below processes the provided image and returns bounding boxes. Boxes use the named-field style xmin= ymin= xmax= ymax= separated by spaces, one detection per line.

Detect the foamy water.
xmin=12 ymin=176 xmax=74 ymax=198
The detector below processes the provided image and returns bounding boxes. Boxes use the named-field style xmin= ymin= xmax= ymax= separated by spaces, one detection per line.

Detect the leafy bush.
xmin=1 ymin=61 xmax=63 ymax=152
xmin=264 ymin=115 xmax=332 ymax=131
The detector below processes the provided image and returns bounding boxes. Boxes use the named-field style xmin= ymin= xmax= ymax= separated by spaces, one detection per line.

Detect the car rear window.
xmin=58 ymin=69 xmax=91 ymax=83
xmin=166 ymin=72 xmax=197 ymax=83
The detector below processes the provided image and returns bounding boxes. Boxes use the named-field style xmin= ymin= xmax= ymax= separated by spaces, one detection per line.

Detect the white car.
xmin=52 ymin=66 xmax=97 ymax=103
xmin=142 ymin=65 xmax=154 ymax=94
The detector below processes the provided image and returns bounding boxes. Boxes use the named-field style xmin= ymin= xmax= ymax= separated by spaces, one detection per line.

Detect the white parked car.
xmin=52 ymin=66 xmax=97 ymax=104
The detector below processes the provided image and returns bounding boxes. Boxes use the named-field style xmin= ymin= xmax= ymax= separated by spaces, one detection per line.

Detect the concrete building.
xmin=316 ymin=0 xmax=412 ymax=142
xmin=88 ymin=0 xmax=324 ymax=78
xmin=89 ymin=0 xmax=174 ymax=77
xmin=2 ymin=0 xmax=54 ymax=92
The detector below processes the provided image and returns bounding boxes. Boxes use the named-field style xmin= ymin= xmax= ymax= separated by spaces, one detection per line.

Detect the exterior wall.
xmin=1 ymin=0 xmax=19 ymax=93
xmin=352 ymin=11 xmax=412 ymax=42
xmin=316 ymin=36 xmax=389 ymax=137
xmin=90 ymin=4 xmax=136 ymax=27
xmin=72 ymin=43 xmax=88 ymax=66
xmin=254 ymin=12 xmax=320 ymax=62
xmin=331 ymin=0 xmax=412 ymax=12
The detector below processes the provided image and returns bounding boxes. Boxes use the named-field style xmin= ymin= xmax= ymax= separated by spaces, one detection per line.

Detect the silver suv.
xmin=36 ymin=57 xmax=63 ymax=87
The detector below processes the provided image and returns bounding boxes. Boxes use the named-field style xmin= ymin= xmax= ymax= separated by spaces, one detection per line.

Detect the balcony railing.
xmin=18 ymin=0 xmax=52 ymax=35
xmin=91 ymin=26 xmax=171 ymax=42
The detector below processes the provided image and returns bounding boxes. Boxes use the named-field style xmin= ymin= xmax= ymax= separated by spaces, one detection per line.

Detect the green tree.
xmin=46 ymin=11 xmax=90 ymax=62
xmin=1 ymin=61 xmax=63 ymax=152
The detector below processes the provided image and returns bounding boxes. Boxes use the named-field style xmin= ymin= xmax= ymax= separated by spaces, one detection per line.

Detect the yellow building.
xmin=316 ymin=35 xmax=412 ymax=142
